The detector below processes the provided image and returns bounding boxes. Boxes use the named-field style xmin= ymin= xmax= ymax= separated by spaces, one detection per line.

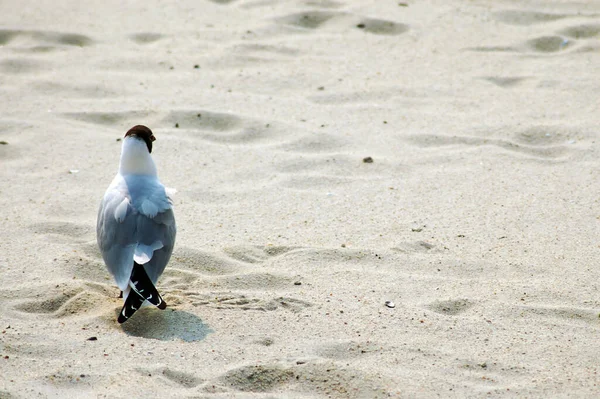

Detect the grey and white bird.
xmin=97 ymin=125 xmax=176 ymax=323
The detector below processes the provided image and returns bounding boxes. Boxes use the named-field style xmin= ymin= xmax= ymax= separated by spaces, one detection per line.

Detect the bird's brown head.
xmin=124 ymin=125 xmax=156 ymax=153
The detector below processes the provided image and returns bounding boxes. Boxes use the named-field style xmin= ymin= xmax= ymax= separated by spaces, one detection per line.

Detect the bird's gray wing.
xmin=97 ymin=174 xmax=176 ymax=290
xmin=141 ymin=208 xmax=176 ymax=284
xmin=97 ymin=188 xmax=137 ymax=290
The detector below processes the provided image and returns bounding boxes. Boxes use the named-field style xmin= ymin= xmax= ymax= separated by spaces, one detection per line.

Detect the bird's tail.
xmin=118 ymin=262 xmax=167 ymax=324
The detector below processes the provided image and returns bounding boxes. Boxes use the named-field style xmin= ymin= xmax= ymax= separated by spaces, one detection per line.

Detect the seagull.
xmin=97 ymin=125 xmax=176 ymax=323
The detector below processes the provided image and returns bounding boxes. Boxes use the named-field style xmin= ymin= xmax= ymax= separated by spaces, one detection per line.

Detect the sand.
xmin=1 ymin=0 xmax=600 ymax=397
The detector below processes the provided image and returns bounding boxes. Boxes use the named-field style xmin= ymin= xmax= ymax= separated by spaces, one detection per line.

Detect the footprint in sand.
xmin=426 ymin=299 xmax=474 ymax=316
xmin=219 ymin=364 xmax=294 ymax=393
xmin=492 ymin=10 xmax=569 ymax=26
xmin=61 ymin=108 xmax=297 ymax=146
xmin=0 ymin=29 xmax=91 ymax=78
xmin=279 ymin=11 xmax=339 ymax=29
xmin=165 ymin=110 xmax=297 ymax=146
xmin=558 ymin=23 xmax=600 ymax=52
xmin=0 ymin=29 xmax=93 ymax=49
xmin=515 ymin=304 xmax=600 ymax=325
xmin=128 ymin=32 xmax=165 ymax=44
xmin=355 ymin=18 xmax=409 ymax=35
xmin=9 ymin=282 xmax=113 ymax=319
xmin=525 ymin=35 xmax=572 ymax=53
xmin=481 ymin=76 xmax=529 ymax=88
xmin=559 ymin=23 xmax=600 ymax=39
xmin=404 ymin=125 xmax=587 ymax=161
xmin=467 ymin=36 xmax=572 ymax=54
xmin=222 ymin=245 xmax=298 ymax=264
xmin=215 ymin=361 xmax=390 ymax=397
xmin=161 ymin=246 xmax=311 ymax=312
xmin=277 ymin=10 xmax=409 ymax=36
xmin=470 ymin=12 xmax=600 ymax=54
xmin=61 ymin=110 xmax=156 ymax=127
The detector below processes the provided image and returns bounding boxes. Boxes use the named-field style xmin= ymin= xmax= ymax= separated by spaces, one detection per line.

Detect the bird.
xmin=97 ymin=125 xmax=176 ymax=323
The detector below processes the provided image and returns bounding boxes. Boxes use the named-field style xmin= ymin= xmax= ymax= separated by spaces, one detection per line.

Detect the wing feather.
xmin=143 ymin=208 xmax=176 ymax=284
xmin=97 ymin=174 xmax=176 ymax=290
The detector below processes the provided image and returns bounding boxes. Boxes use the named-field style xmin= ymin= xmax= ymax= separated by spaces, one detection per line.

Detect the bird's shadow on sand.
xmin=117 ymin=307 xmax=213 ymax=342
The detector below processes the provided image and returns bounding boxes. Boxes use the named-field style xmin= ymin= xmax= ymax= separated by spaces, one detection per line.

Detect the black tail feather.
xmin=118 ymin=289 xmax=145 ymax=324
xmin=130 ymin=262 xmax=167 ymax=308
xmin=117 ymin=263 xmax=167 ymax=323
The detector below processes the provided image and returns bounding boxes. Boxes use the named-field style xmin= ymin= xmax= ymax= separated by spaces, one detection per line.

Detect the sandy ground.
xmin=1 ymin=0 xmax=600 ymax=397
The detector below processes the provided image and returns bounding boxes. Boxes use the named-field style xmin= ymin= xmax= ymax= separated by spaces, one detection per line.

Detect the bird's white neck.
xmin=118 ymin=137 xmax=157 ymax=176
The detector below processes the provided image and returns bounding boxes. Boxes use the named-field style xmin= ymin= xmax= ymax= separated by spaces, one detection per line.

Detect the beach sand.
xmin=1 ymin=0 xmax=600 ymax=397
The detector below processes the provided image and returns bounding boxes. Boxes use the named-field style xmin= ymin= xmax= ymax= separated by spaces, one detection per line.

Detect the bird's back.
xmin=97 ymin=173 xmax=176 ymax=290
